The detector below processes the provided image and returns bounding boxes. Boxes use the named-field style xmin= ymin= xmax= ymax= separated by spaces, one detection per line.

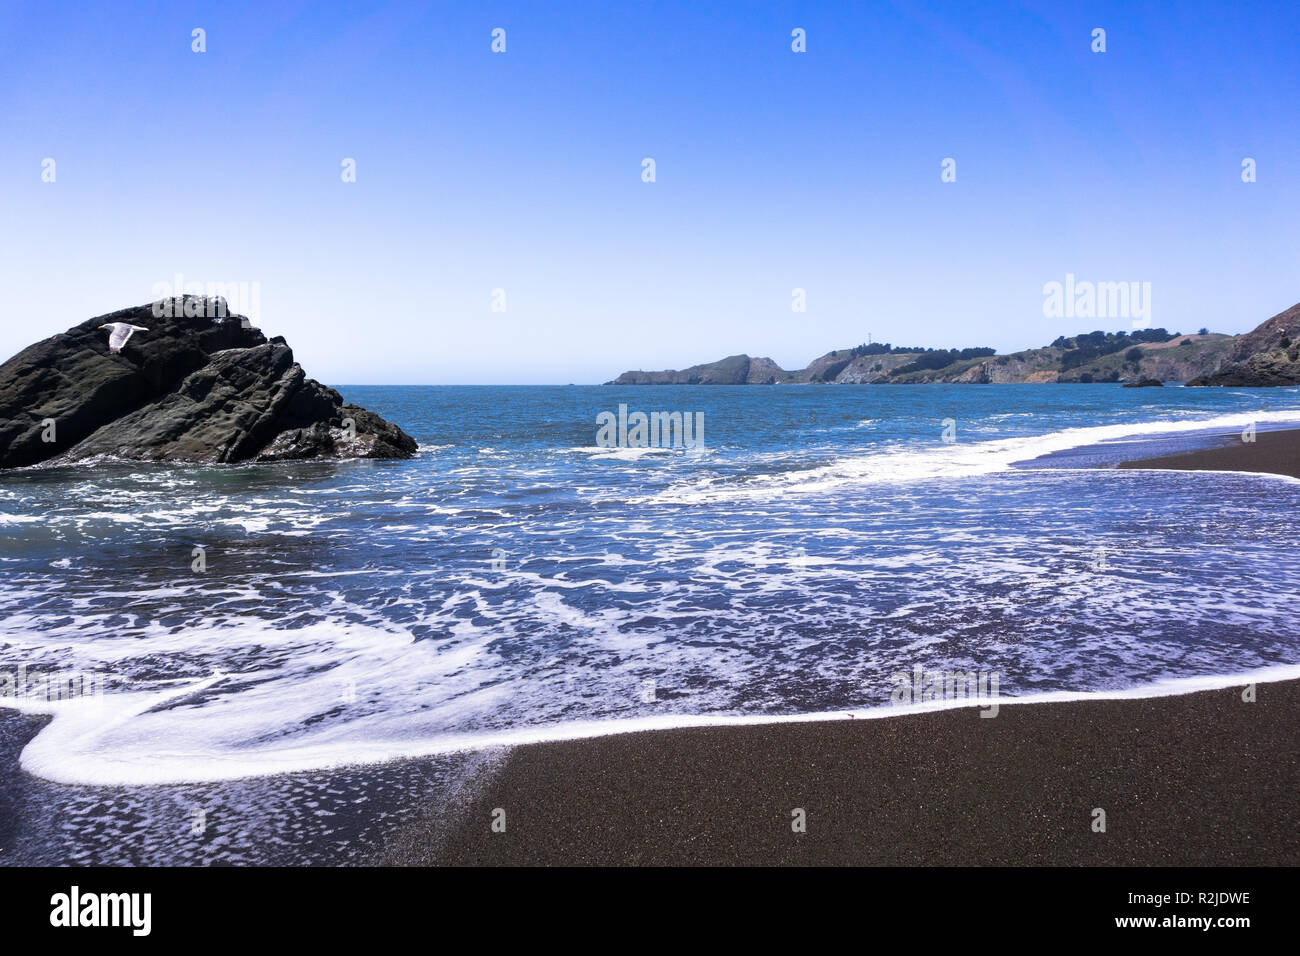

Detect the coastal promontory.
xmin=607 ymin=308 xmax=1300 ymax=387
xmin=1185 ymin=303 xmax=1300 ymax=386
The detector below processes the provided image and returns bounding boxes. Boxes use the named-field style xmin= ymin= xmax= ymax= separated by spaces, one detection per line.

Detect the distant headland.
xmin=608 ymin=302 xmax=1300 ymax=387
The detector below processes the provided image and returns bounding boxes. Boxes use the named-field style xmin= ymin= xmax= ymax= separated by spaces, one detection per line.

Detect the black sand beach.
xmin=374 ymin=437 xmax=1300 ymax=867
xmin=378 ymin=679 xmax=1299 ymax=866
xmin=1118 ymin=426 xmax=1300 ymax=480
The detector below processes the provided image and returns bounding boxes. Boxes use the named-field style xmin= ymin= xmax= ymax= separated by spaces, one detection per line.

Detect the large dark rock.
xmin=0 ymin=297 xmax=416 ymax=468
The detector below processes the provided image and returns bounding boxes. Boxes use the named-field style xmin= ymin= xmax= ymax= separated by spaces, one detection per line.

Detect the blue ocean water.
xmin=2 ymin=383 xmax=1300 ymax=788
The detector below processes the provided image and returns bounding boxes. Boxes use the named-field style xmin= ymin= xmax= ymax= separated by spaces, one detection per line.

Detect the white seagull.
xmin=98 ymin=322 xmax=149 ymax=354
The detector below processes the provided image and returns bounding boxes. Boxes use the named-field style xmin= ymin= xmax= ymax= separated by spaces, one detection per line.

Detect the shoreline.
xmin=5 ymin=419 xmax=1299 ymax=864
xmin=377 ymin=439 xmax=1300 ymax=866
xmin=6 ymin=663 xmax=1299 ymax=789
xmin=381 ymin=677 xmax=1300 ymax=866
xmin=1117 ymin=425 xmax=1300 ymax=480
xmin=8 ymin=668 xmax=1295 ymax=865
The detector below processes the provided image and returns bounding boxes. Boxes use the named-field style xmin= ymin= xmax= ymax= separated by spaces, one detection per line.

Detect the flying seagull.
xmin=98 ymin=322 xmax=149 ymax=354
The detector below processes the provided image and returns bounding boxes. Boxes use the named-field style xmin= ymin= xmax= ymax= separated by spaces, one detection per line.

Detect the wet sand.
xmin=381 ymin=679 xmax=1299 ymax=866
xmin=1117 ymin=426 xmax=1300 ymax=480
xmin=0 ymin=708 xmax=502 ymax=866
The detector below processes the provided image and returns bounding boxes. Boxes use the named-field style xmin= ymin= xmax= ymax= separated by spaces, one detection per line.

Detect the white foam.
xmin=0 ymin=514 xmax=42 ymax=526
xmin=568 ymin=445 xmax=675 ymax=461
xmin=9 ymin=663 xmax=1298 ymax=786
xmin=643 ymin=409 xmax=1300 ymax=503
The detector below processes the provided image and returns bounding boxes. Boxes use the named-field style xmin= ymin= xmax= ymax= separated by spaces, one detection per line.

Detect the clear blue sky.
xmin=2 ymin=0 xmax=1297 ymax=383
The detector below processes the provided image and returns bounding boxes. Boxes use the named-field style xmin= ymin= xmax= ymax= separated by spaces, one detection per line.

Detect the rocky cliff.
xmin=0 ymin=297 xmax=416 ymax=469
xmin=1186 ymin=303 xmax=1300 ymax=386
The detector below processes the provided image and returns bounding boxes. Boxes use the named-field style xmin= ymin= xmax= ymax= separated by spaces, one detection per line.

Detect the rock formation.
xmin=0 ymin=297 xmax=416 ymax=469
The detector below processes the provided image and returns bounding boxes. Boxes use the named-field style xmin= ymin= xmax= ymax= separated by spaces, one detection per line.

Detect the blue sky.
xmin=2 ymin=0 xmax=1297 ymax=383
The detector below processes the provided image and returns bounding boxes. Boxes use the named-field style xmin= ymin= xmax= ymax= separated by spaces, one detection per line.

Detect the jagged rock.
xmin=1122 ymin=378 xmax=1163 ymax=387
xmin=256 ymin=404 xmax=416 ymax=462
xmin=0 ymin=297 xmax=416 ymax=469
xmin=1185 ymin=350 xmax=1300 ymax=386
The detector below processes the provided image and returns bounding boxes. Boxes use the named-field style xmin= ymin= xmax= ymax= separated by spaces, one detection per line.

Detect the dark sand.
xmin=380 ymin=680 xmax=1299 ymax=866
xmin=1118 ymin=426 xmax=1300 ymax=480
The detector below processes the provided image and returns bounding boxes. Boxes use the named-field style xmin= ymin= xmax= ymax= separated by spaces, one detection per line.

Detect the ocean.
xmin=2 ymin=383 xmax=1300 ymax=863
